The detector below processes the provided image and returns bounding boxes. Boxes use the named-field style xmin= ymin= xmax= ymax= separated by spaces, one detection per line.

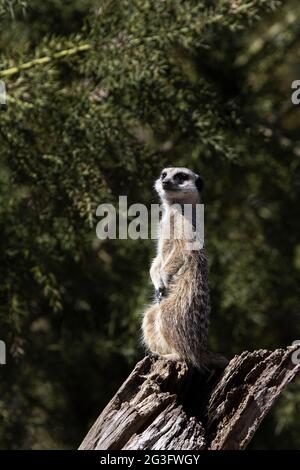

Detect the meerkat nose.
xmin=162 ymin=180 xmax=173 ymax=189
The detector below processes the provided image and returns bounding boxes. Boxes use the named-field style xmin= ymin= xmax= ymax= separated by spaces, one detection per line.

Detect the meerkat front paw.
xmin=155 ymin=285 xmax=166 ymax=303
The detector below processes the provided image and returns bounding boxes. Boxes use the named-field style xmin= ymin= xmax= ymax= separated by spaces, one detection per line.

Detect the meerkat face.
xmin=155 ymin=167 xmax=203 ymax=204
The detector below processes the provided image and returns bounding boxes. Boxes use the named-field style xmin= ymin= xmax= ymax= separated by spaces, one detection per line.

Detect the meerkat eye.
xmin=175 ymin=172 xmax=189 ymax=183
xmin=161 ymin=171 xmax=167 ymax=180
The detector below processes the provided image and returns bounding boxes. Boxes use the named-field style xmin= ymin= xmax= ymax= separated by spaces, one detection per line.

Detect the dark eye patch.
xmin=161 ymin=171 xmax=167 ymax=179
xmin=175 ymin=172 xmax=189 ymax=182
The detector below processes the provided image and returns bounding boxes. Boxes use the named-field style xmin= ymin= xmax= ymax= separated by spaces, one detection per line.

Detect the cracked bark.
xmin=79 ymin=345 xmax=300 ymax=450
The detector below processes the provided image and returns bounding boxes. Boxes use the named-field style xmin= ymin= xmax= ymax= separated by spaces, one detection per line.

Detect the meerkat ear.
xmin=195 ymin=175 xmax=204 ymax=192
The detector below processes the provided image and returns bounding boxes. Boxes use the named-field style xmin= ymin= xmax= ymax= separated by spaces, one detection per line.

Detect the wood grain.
xmin=79 ymin=345 xmax=300 ymax=450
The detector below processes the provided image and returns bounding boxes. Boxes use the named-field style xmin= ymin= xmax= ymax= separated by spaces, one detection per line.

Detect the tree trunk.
xmin=79 ymin=345 xmax=300 ymax=450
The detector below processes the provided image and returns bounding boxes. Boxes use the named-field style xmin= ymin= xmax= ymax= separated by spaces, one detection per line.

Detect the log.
xmin=79 ymin=345 xmax=300 ymax=450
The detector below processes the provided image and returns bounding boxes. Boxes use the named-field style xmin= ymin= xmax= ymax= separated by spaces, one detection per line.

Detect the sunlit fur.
xmin=142 ymin=167 xmax=227 ymax=370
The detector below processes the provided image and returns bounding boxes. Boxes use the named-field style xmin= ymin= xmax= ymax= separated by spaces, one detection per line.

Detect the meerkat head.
xmin=155 ymin=167 xmax=203 ymax=204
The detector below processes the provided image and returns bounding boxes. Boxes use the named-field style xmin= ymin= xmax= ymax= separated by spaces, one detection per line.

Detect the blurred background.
xmin=0 ymin=0 xmax=300 ymax=449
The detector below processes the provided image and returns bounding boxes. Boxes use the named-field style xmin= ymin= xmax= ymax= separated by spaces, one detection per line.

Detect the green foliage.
xmin=0 ymin=0 xmax=300 ymax=449
xmin=0 ymin=0 xmax=26 ymax=18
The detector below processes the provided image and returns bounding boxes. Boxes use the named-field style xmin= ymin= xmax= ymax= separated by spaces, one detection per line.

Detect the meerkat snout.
xmin=155 ymin=167 xmax=203 ymax=204
xmin=162 ymin=179 xmax=173 ymax=190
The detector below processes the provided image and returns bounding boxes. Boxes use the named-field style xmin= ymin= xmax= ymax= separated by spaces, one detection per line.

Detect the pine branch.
xmin=0 ymin=0 xmax=282 ymax=80
xmin=0 ymin=43 xmax=91 ymax=78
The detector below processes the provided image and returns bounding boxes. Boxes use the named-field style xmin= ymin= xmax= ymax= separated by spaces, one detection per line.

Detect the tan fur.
xmin=142 ymin=167 xmax=227 ymax=370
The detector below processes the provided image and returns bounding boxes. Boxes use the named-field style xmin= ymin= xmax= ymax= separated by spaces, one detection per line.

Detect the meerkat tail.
xmin=197 ymin=350 xmax=229 ymax=371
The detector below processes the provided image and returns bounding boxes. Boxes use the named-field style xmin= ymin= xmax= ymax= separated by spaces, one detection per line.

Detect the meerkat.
xmin=142 ymin=167 xmax=227 ymax=370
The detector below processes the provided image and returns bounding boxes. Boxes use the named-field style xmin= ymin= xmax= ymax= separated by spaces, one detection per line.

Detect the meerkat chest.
xmin=160 ymin=209 xmax=196 ymax=256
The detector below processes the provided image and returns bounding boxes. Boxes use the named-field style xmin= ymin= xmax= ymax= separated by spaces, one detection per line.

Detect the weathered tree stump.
xmin=79 ymin=345 xmax=300 ymax=450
